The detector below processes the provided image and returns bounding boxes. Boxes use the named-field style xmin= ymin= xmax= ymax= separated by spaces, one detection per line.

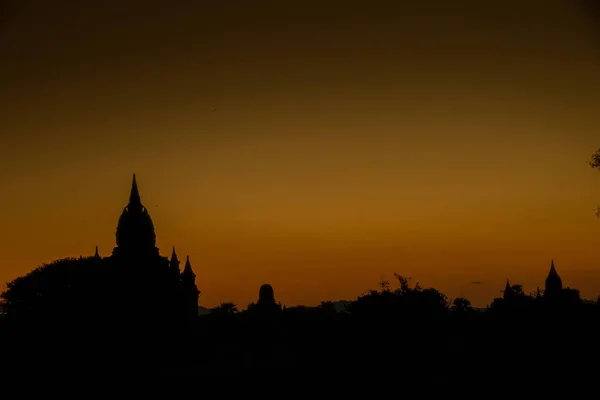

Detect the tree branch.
xmin=590 ymin=149 xmax=600 ymax=169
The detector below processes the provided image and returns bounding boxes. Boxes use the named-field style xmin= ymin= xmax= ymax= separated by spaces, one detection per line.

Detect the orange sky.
xmin=1 ymin=0 xmax=600 ymax=308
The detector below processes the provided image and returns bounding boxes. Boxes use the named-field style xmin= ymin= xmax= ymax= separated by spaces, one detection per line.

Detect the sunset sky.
xmin=1 ymin=0 xmax=599 ymax=308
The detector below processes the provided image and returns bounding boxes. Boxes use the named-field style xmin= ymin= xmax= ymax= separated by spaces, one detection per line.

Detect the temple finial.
xmin=169 ymin=246 xmax=181 ymax=272
xmin=182 ymin=255 xmax=195 ymax=277
xmin=503 ymin=278 xmax=514 ymax=299
xmin=129 ymin=173 xmax=142 ymax=209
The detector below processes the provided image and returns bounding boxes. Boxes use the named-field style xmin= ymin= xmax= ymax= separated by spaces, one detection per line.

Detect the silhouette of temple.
xmin=112 ymin=174 xmax=159 ymax=258
xmin=94 ymin=174 xmax=200 ymax=319
xmin=544 ymin=259 xmax=563 ymax=298
xmin=502 ymin=260 xmax=564 ymax=301
xmin=502 ymin=279 xmax=514 ymax=300
xmin=259 ymin=284 xmax=276 ymax=305
xmin=246 ymin=283 xmax=283 ymax=318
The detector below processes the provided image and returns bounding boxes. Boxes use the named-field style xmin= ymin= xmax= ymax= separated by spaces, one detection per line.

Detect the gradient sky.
xmin=1 ymin=0 xmax=600 ymax=308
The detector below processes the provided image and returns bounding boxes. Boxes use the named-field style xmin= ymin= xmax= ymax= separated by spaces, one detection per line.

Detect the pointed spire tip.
xmin=128 ymin=173 xmax=142 ymax=208
xmin=184 ymin=255 xmax=193 ymax=271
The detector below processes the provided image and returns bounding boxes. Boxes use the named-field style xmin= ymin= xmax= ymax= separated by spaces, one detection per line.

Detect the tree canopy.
xmin=591 ymin=148 xmax=600 ymax=217
xmin=590 ymin=148 xmax=600 ymax=170
xmin=0 ymin=256 xmax=107 ymax=318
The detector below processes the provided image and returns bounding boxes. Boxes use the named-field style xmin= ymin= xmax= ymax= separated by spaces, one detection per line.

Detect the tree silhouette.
xmin=510 ymin=284 xmax=524 ymax=296
xmin=451 ymin=297 xmax=473 ymax=313
xmin=0 ymin=256 xmax=107 ymax=319
xmin=590 ymin=148 xmax=600 ymax=169
xmin=211 ymin=302 xmax=239 ymax=316
xmin=590 ymin=148 xmax=600 ymax=217
xmin=559 ymin=287 xmax=582 ymax=307
xmin=317 ymin=301 xmax=337 ymax=313
xmin=348 ymin=273 xmax=449 ymax=325
xmin=378 ymin=278 xmax=391 ymax=292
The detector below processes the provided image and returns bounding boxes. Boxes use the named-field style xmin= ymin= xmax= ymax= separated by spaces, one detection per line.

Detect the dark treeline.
xmin=1 ymin=256 xmax=600 ymax=388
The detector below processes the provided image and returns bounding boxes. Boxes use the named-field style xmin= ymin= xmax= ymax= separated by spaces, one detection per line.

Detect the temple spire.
xmin=94 ymin=245 xmax=100 ymax=259
xmin=503 ymin=279 xmax=514 ymax=299
xmin=170 ymin=246 xmax=181 ymax=273
xmin=182 ymin=255 xmax=194 ymax=277
xmin=181 ymin=255 xmax=200 ymax=320
xmin=128 ymin=173 xmax=142 ymax=209
xmin=545 ymin=259 xmax=563 ymax=296
xmin=113 ymin=174 xmax=158 ymax=256
xmin=171 ymin=246 xmax=179 ymax=263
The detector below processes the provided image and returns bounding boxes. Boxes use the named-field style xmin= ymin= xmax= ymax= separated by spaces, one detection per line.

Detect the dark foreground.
xmin=2 ymin=308 xmax=599 ymax=390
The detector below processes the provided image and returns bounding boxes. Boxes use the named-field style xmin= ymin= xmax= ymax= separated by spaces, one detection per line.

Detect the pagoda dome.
xmin=114 ymin=174 xmax=157 ymax=256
